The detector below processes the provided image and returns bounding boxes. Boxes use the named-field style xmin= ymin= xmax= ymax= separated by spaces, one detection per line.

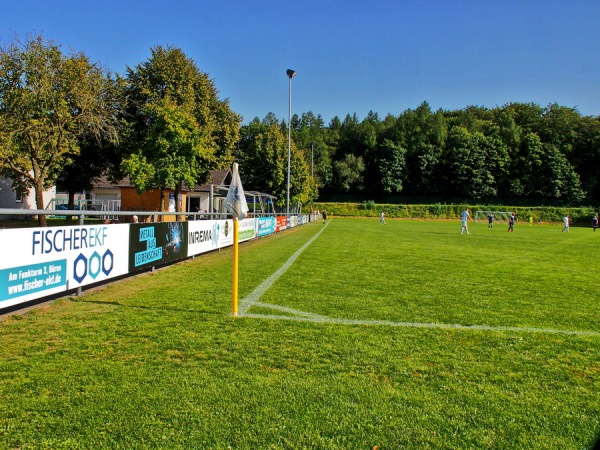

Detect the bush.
xmin=359 ymin=200 xmax=376 ymax=211
xmin=305 ymin=202 xmax=599 ymax=223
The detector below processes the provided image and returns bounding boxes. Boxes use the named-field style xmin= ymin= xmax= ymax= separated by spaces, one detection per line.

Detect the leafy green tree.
xmin=449 ymin=105 xmax=494 ymax=133
xmin=56 ymin=135 xmax=121 ymax=222
xmin=502 ymin=102 xmax=544 ymax=135
xmin=413 ymin=143 xmax=444 ymax=196
xmin=446 ymin=127 xmax=508 ymax=199
xmin=237 ymin=121 xmax=312 ymax=209
xmin=336 ymin=113 xmax=375 ymax=160
xmin=321 ymin=116 xmax=343 ymax=193
xmin=540 ymin=103 xmax=580 ymax=155
xmin=388 ymin=102 xmax=448 ymax=196
xmin=293 ymin=112 xmax=331 ymax=194
xmin=122 ymin=45 xmax=240 ymax=212
xmin=237 ymin=121 xmax=286 ymax=201
xmin=0 ymin=35 xmax=119 ymax=225
xmin=122 ymin=99 xmax=212 ymax=211
xmin=521 ymin=133 xmax=584 ymax=203
xmin=333 ymin=154 xmax=365 ymax=193
xmin=373 ymin=139 xmax=407 ymax=194
xmin=572 ymin=116 xmax=600 ymax=200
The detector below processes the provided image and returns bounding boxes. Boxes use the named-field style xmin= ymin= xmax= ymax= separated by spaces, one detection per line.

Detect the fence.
xmin=0 ymin=209 xmax=317 ymax=313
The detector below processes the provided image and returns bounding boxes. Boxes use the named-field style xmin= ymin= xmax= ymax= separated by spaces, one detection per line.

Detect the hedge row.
xmin=308 ymin=202 xmax=599 ymax=224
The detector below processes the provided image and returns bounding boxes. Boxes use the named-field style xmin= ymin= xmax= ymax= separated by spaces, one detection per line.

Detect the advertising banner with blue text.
xmin=0 ymin=224 xmax=130 ymax=308
xmin=257 ymin=217 xmax=276 ymax=237
xmin=129 ymin=222 xmax=188 ymax=271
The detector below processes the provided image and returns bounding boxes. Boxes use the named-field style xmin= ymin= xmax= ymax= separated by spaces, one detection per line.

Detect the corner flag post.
xmin=225 ymin=163 xmax=248 ymax=317
xmin=232 ymin=218 xmax=239 ymax=316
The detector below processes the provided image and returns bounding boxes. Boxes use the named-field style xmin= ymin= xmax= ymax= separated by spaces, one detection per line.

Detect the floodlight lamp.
xmin=286 ymin=69 xmax=296 ymax=79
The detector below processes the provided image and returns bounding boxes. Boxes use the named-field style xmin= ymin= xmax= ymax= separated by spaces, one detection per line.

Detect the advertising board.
xmin=129 ymin=222 xmax=188 ymax=271
xmin=238 ymin=218 xmax=257 ymax=242
xmin=187 ymin=219 xmax=234 ymax=257
xmin=0 ymin=224 xmax=129 ymax=308
xmin=257 ymin=217 xmax=276 ymax=237
xmin=276 ymin=215 xmax=288 ymax=232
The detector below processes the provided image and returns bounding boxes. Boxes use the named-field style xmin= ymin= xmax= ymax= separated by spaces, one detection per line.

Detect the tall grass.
xmin=0 ymin=218 xmax=598 ymax=449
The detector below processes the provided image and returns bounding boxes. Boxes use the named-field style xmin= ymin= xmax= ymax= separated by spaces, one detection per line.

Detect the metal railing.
xmin=0 ymin=208 xmax=288 ymax=225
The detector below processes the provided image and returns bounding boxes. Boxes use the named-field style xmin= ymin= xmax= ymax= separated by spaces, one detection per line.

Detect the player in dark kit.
xmin=507 ymin=213 xmax=515 ymax=232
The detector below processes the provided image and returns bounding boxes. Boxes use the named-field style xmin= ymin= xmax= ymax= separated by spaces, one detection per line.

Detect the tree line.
xmin=271 ymin=101 xmax=600 ymax=207
xmin=1 ymin=35 xmax=598 ymax=227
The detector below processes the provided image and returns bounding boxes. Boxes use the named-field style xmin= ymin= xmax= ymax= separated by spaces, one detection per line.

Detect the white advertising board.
xmin=0 ymin=224 xmax=130 ymax=309
xmin=238 ymin=218 xmax=257 ymax=242
xmin=187 ymin=219 xmax=234 ymax=257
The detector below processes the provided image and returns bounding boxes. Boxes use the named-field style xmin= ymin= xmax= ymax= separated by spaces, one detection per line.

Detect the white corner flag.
xmin=225 ymin=162 xmax=248 ymax=220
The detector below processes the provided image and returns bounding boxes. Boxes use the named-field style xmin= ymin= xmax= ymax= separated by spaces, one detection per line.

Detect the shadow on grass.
xmin=68 ymin=297 xmax=224 ymax=316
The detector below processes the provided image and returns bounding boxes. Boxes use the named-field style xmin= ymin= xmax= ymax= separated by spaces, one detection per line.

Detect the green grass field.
xmin=1 ymin=218 xmax=599 ymax=449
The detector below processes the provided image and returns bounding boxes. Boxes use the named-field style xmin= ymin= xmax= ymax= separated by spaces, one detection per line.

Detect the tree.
xmin=540 ymin=103 xmax=580 ymax=154
xmin=55 ymin=135 xmax=120 ymax=222
xmin=333 ymin=154 xmax=365 ymax=193
xmin=413 ymin=143 xmax=443 ymax=196
xmin=521 ymin=133 xmax=584 ymax=203
xmin=292 ymin=112 xmax=331 ymax=194
xmin=56 ymin=77 xmax=125 ymax=222
xmin=572 ymin=115 xmax=600 ymax=200
xmin=122 ymin=99 xmax=212 ymax=212
xmin=0 ymin=35 xmax=119 ymax=226
xmin=236 ymin=121 xmax=313 ymax=210
xmin=446 ymin=127 xmax=508 ymax=200
xmin=502 ymin=102 xmax=543 ymax=135
xmin=122 ymin=45 xmax=240 ymax=213
xmin=373 ymin=139 xmax=407 ymax=195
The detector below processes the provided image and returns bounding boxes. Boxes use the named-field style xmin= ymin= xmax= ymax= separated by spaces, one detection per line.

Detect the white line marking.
xmin=251 ymin=301 xmax=326 ymax=319
xmin=242 ymin=312 xmax=600 ymax=336
xmin=238 ymin=220 xmax=330 ymax=315
xmin=239 ymin=220 xmax=599 ymax=337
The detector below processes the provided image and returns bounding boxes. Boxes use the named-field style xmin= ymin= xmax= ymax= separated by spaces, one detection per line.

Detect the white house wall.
xmin=0 ymin=177 xmax=56 ymax=214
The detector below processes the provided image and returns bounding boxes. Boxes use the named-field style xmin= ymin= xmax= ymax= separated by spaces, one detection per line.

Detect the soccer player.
xmin=507 ymin=213 xmax=515 ymax=232
xmin=487 ymin=212 xmax=494 ymax=228
xmin=593 ymin=215 xmax=598 ymax=232
xmin=562 ymin=215 xmax=570 ymax=232
xmin=380 ymin=210 xmax=386 ymax=224
xmin=460 ymin=208 xmax=472 ymax=235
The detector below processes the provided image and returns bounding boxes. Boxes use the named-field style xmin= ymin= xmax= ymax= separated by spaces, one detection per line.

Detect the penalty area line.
xmin=242 ymin=312 xmax=600 ymax=337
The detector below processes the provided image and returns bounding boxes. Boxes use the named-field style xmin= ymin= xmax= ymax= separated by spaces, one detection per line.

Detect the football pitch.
xmin=0 ymin=218 xmax=599 ymax=449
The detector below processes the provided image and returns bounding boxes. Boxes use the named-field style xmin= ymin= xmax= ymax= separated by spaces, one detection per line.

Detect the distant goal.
xmin=474 ymin=211 xmax=514 ymax=223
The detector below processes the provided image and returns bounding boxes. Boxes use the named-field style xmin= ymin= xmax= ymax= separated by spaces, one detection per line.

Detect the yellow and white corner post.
xmin=225 ymin=162 xmax=248 ymax=317
xmin=232 ymin=218 xmax=239 ymax=316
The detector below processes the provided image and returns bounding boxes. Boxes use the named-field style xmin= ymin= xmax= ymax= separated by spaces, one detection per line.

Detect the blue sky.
xmin=2 ymin=1 xmax=599 ymax=123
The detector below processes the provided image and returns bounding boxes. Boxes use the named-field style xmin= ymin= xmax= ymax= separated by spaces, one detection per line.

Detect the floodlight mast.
xmin=286 ymin=69 xmax=296 ymax=215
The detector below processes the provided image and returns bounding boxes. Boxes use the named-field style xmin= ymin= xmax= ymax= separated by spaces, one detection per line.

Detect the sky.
xmin=2 ymin=0 xmax=599 ymax=124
